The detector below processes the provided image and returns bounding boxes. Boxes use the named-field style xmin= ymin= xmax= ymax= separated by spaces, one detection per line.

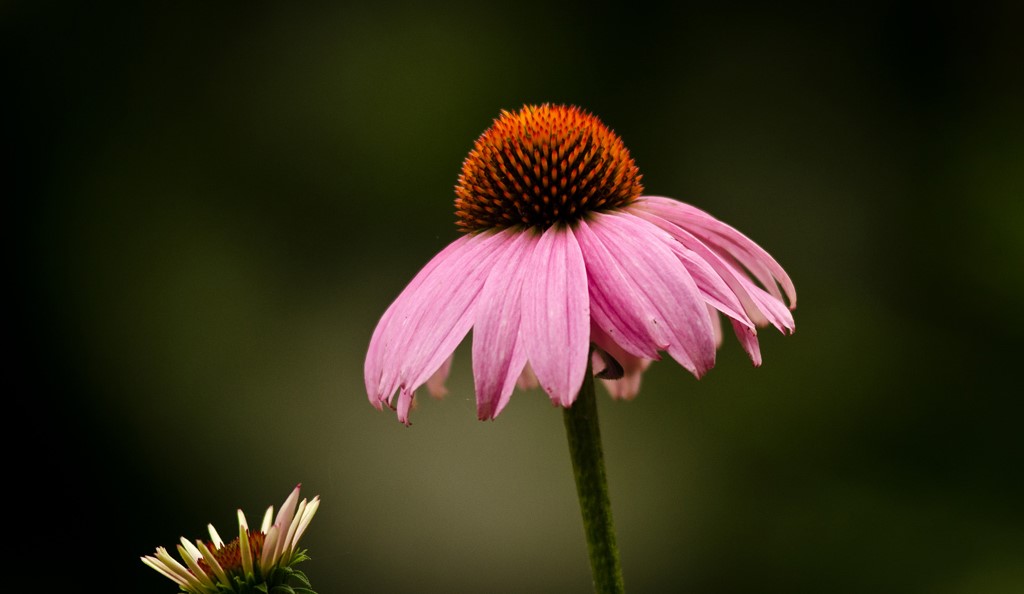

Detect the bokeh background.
xmin=11 ymin=2 xmax=1023 ymax=592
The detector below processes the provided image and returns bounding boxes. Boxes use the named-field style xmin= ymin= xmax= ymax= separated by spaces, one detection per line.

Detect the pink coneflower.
xmin=365 ymin=104 xmax=795 ymax=425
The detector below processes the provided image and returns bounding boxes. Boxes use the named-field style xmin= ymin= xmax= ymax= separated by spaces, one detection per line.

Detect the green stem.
xmin=563 ymin=359 xmax=625 ymax=594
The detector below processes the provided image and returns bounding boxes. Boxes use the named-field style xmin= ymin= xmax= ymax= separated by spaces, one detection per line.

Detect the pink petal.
xmin=601 ymin=371 xmax=643 ymax=400
xmin=396 ymin=387 xmax=415 ymax=425
xmin=730 ymin=318 xmax=762 ymax=366
xmin=580 ymin=212 xmax=716 ymax=378
xmin=365 ymin=235 xmax=470 ymax=407
xmin=521 ymin=225 xmax=590 ymax=407
xmin=472 ymin=230 xmax=533 ymax=420
xmin=671 ymin=242 xmax=753 ymax=327
xmin=575 ymin=217 xmax=662 ymax=360
xmin=516 ymin=362 xmax=539 ymax=390
xmin=364 ymin=231 xmax=510 ymax=421
xmin=425 ymin=356 xmax=452 ymax=398
xmin=633 ymin=206 xmax=768 ymax=327
xmin=637 ymin=196 xmax=796 ymax=309
xmin=738 ymin=274 xmax=796 ymax=334
xmin=592 ymin=325 xmax=653 ymax=400
xmin=708 ymin=305 xmax=724 ymax=348
xmin=264 ymin=485 xmax=300 ymax=567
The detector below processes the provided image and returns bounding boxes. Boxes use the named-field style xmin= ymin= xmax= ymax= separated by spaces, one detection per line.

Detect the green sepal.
xmin=289 ymin=570 xmax=312 ymax=588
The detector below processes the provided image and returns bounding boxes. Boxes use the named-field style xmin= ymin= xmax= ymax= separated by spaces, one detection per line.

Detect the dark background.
xmin=11 ymin=2 xmax=1023 ymax=592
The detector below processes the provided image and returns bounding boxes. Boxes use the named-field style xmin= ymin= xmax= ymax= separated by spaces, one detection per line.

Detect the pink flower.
xmin=365 ymin=104 xmax=796 ymax=424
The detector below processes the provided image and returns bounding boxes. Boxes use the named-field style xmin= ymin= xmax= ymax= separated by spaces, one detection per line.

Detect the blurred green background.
xmin=11 ymin=2 xmax=1023 ymax=592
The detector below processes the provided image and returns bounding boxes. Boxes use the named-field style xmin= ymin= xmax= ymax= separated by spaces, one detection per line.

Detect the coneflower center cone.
xmin=455 ymin=104 xmax=643 ymax=232
xmin=197 ymin=532 xmax=265 ymax=577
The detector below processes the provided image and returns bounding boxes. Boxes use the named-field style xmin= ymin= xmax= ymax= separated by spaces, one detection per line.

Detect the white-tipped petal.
xmin=177 ymin=543 xmax=217 ymax=589
xmin=261 ymin=524 xmax=281 ymax=574
xmin=280 ymin=499 xmax=306 ymax=564
xmin=207 ymin=523 xmax=224 ymax=548
xmin=142 ymin=555 xmax=192 ymax=589
xmin=179 ymin=537 xmax=203 ymax=564
xmin=275 ymin=486 xmax=301 ymax=530
xmin=154 ymin=546 xmax=206 ymax=591
xmin=261 ymin=505 xmax=274 ymax=533
xmin=266 ymin=485 xmax=301 ymax=565
xmin=239 ymin=522 xmax=253 ymax=577
xmin=196 ymin=539 xmax=231 ymax=587
xmin=288 ymin=496 xmax=320 ymax=560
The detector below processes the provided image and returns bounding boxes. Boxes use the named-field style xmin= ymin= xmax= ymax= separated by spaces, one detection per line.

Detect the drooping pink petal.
xmin=521 ymin=225 xmax=590 ymax=407
xmin=633 ymin=206 xmax=769 ymax=327
xmin=671 ymin=241 xmax=753 ymax=327
xmin=738 ymin=274 xmax=796 ymax=334
xmin=730 ymin=318 xmax=762 ymax=366
xmin=516 ymin=362 xmax=539 ymax=390
xmin=396 ymin=386 xmax=415 ymax=425
xmin=708 ymin=305 xmax=724 ymax=348
xmin=633 ymin=203 xmax=782 ymax=361
xmin=637 ymin=196 xmax=796 ymax=308
xmin=425 ymin=356 xmax=453 ymax=398
xmin=592 ymin=325 xmax=653 ymax=400
xmin=364 ymin=231 xmax=511 ymax=420
xmin=365 ymin=235 xmax=471 ymax=407
xmin=472 ymin=230 xmax=533 ymax=419
xmin=634 ymin=202 xmax=797 ymax=338
xmin=580 ymin=212 xmax=716 ymax=377
xmin=575 ymin=216 xmax=662 ymax=360
xmin=396 ymin=234 xmax=509 ymax=393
